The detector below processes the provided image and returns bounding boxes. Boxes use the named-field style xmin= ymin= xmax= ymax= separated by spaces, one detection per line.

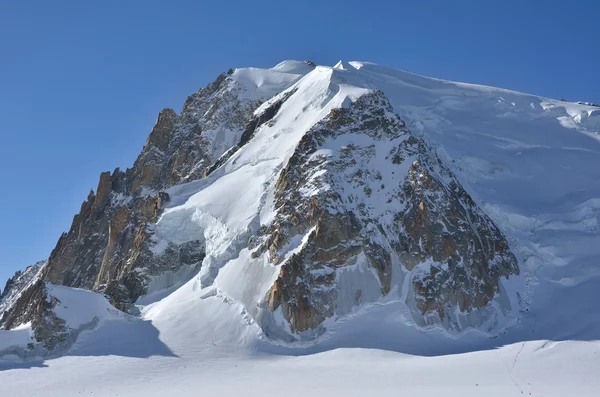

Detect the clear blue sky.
xmin=1 ymin=0 xmax=598 ymax=284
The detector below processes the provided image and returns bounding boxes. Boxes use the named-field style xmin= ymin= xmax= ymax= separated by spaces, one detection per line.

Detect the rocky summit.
xmin=4 ymin=59 xmax=595 ymax=358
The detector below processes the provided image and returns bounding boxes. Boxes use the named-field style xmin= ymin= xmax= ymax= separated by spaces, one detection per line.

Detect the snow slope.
xmin=232 ymin=60 xmax=314 ymax=100
xmin=0 ymin=283 xmax=124 ymax=359
xmin=1 ymin=60 xmax=599 ymax=395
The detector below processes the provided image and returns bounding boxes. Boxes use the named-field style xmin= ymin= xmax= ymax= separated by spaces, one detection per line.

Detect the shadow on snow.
xmin=0 ymin=317 xmax=176 ymax=372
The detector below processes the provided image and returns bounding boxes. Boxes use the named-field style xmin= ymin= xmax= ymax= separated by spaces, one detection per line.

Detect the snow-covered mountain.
xmin=1 ymin=60 xmax=599 ymax=396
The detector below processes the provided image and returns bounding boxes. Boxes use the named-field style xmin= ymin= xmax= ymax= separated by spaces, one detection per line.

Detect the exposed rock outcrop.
xmin=1 ymin=70 xmax=265 ymax=339
xmin=253 ymin=91 xmax=518 ymax=336
xmin=0 ymin=260 xmax=45 ymax=322
xmin=42 ymin=71 xmax=263 ymax=303
xmin=2 ymin=281 xmax=70 ymax=351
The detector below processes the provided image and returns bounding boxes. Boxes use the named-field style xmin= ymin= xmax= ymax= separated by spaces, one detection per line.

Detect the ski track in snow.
xmin=1 ymin=60 xmax=599 ymax=396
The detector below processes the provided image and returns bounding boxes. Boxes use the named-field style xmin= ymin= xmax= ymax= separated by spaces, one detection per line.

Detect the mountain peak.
xmin=1 ymin=60 xmax=599 ymax=365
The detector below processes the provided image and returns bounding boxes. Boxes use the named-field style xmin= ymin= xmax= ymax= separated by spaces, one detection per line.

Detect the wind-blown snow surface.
xmin=1 ymin=60 xmax=599 ymax=395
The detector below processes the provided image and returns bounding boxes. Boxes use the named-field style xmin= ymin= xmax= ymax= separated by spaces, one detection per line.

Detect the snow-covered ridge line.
xmin=350 ymin=61 xmax=600 ymax=107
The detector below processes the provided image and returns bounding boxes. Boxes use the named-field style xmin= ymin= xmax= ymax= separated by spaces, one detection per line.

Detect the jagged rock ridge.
xmin=0 ymin=64 xmax=308 ymax=341
xmin=0 ymin=261 xmax=45 ymax=322
xmin=37 ymin=72 xmax=258 ymax=310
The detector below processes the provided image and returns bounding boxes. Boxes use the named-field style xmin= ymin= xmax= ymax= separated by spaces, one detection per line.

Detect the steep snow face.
xmin=152 ymin=67 xmax=369 ymax=286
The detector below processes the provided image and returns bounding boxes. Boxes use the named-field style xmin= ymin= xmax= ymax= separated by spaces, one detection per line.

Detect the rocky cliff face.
xmin=38 ymin=71 xmax=264 ymax=311
xmin=248 ymin=91 xmax=518 ymax=338
xmin=1 ymin=61 xmax=520 ymax=352
xmin=0 ymin=261 xmax=45 ymax=322
xmin=0 ymin=69 xmax=278 ymax=338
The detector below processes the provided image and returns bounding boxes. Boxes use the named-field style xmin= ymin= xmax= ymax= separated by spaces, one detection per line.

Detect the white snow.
xmin=45 ymin=284 xmax=123 ymax=329
xmin=0 ymin=283 xmax=124 ymax=361
xmin=230 ymin=60 xmax=311 ymax=100
xmin=0 ymin=323 xmax=34 ymax=355
xmin=1 ymin=60 xmax=599 ymax=395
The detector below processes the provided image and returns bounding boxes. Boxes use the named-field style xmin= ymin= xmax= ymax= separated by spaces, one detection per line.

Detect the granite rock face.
xmin=0 ymin=71 xmax=266 ymax=340
xmin=2 ymin=280 xmax=70 ymax=351
xmin=0 ymin=261 xmax=45 ymax=324
xmin=252 ymin=92 xmax=518 ymax=337
xmin=46 ymin=72 xmax=263 ymax=302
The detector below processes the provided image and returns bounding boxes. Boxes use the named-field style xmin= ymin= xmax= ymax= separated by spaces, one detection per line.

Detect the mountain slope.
xmin=0 ymin=59 xmax=599 ymax=384
xmin=143 ymin=65 xmax=520 ymax=342
xmin=0 ymin=61 xmax=313 ymax=338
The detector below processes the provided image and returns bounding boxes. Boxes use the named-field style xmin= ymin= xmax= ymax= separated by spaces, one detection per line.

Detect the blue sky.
xmin=0 ymin=0 xmax=598 ymax=284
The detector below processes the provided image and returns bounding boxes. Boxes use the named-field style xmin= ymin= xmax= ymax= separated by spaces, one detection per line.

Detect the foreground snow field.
xmin=1 ymin=347 xmax=598 ymax=397
xmin=1 ymin=60 xmax=599 ymax=395
xmin=0 ymin=290 xmax=598 ymax=397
